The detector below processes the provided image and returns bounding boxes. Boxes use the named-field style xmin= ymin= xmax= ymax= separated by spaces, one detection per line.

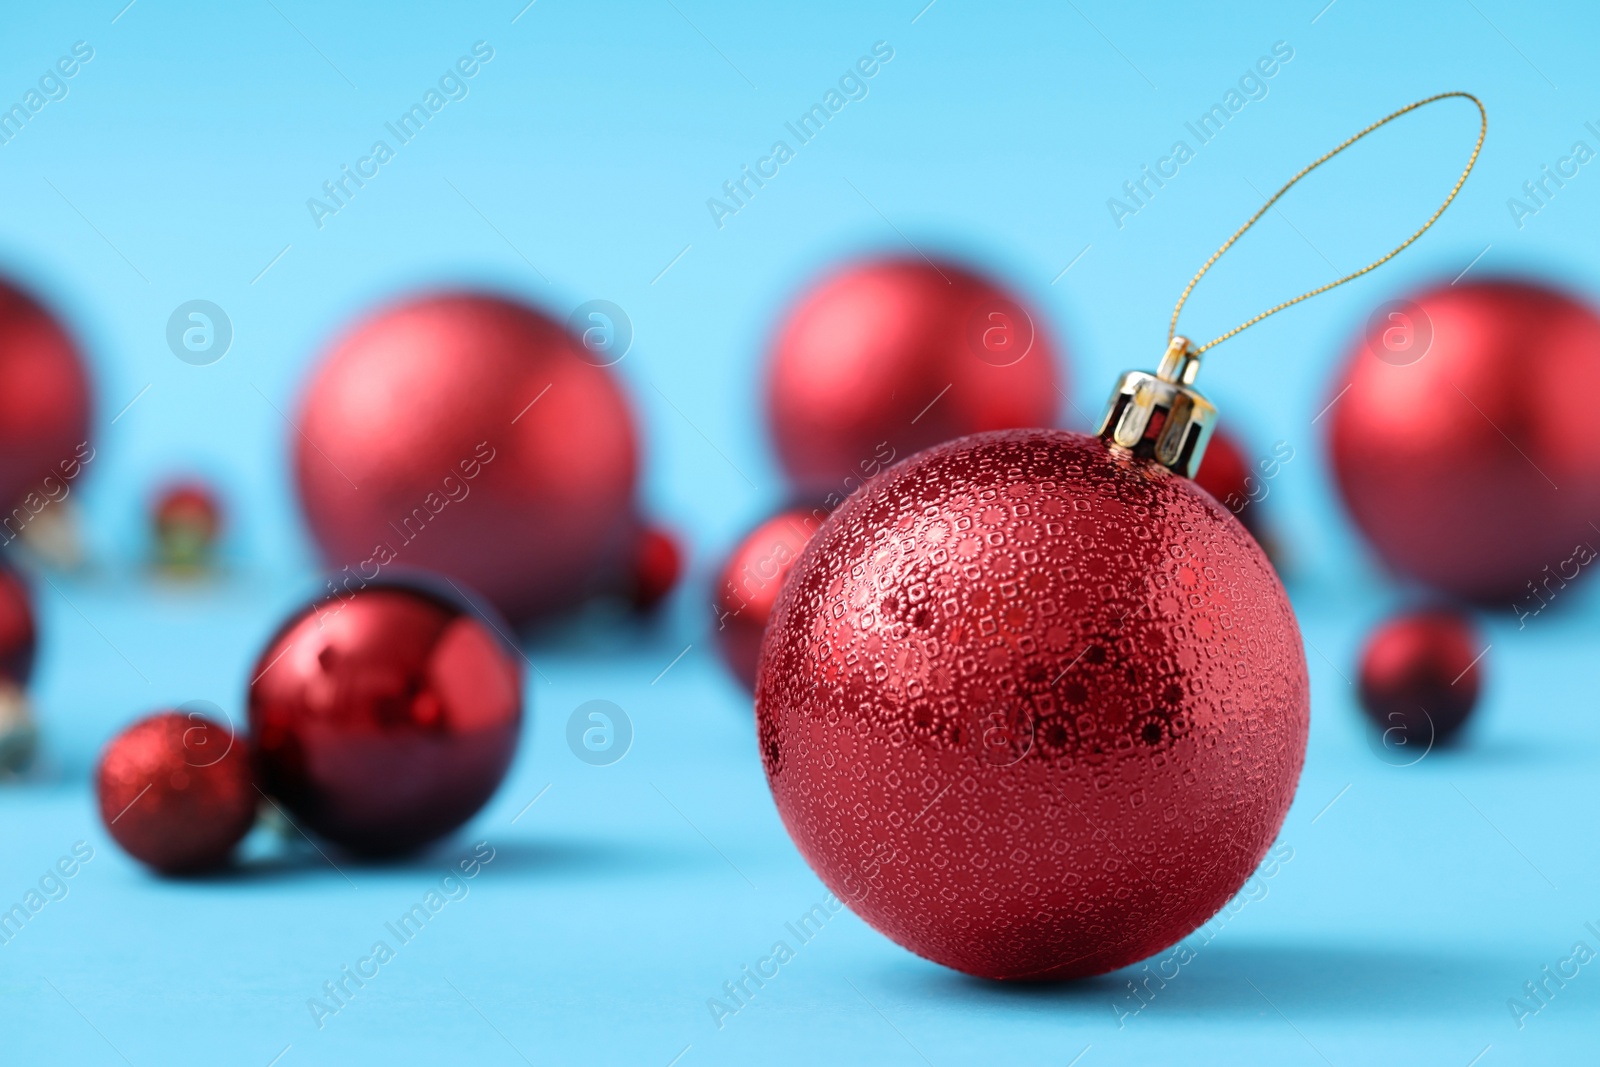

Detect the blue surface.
xmin=1 ymin=0 xmax=1598 ymax=1063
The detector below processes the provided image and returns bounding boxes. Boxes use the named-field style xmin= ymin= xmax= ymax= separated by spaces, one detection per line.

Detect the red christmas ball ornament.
xmin=766 ymin=257 xmax=1063 ymax=498
xmin=0 ymin=278 xmax=92 ymax=512
xmin=153 ymin=481 xmax=222 ymax=569
xmin=249 ymin=581 xmax=523 ymax=855
xmin=1192 ymin=427 xmax=1256 ymax=531
xmin=0 ymin=566 xmax=36 ymax=686
xmin=295 ymin=292 xmax=639 ymax=622
xmin=714 ymin=504 xmax=828 ymax=690
xmin=1329 ymin=278 xmax=1600 ymax=602
xmin=627 ymin=523 xmax=683 ymax=614
xmin=1358 ymin=609 xmax=1482 ymax=750
xmin=96 ymin=711 xmax=257 ymax=874
xmin=756 ymin=339 xmax=1309 ymax=979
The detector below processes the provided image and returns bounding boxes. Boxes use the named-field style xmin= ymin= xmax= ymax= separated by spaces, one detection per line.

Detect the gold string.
xmin=1169 ymin=91 xmax=1487 ymax=355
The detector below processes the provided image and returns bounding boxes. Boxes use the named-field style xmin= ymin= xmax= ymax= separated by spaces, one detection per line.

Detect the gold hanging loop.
xmin=1170 ymin=91 xmax=1487 ymax=355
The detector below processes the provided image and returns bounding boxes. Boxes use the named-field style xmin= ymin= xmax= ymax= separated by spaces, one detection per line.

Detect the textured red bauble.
xmin=96 ymin=711 xmax=257 ymax=874
xmin=1358 ymin=609 xmax=1482 ymax=748
xmin=295 ymin=292 xmax=638 ymax=622
xmin=249 ymin=582 xmax=523 ymax=855
xmin=714 ymin=505 xmax=827 ymax=690
xmin=0 ymin=278 xmax=92 ymax=511
xmin=756 ymin=429 xmax=1309 ymax=980
xmin=1329 ymin=278 xmax=1600 ymax=602
xmin=766 ymin=257 xmax=1063 ymax=497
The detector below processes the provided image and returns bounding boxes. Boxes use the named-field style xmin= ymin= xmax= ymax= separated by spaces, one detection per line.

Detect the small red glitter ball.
xmin=249 ymin=582 xmax=523 ymax=855
xmin=1358 ymin=610 xmax=1482 ymax=748
xmin=96 ymin=711 xmax=257 ymax=874
xmin=766 ymin=257 xmax=1063 ymax=497
xmin=714 ymin=505 xmax=828 ymax=690
xmin=757 ymin=429 xmax=1309 ymax=980
xmin=628 ymin=524 xmax=683 ymax=613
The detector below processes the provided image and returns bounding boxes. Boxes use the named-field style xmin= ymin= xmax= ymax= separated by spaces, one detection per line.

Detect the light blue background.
xmin=0 ymin=1 xmax=1597 ymax=1063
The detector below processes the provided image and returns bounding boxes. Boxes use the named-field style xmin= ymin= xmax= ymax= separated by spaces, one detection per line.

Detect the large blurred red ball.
xmin=757 ymin=429 xmax=1308 ymax=979
xmin=249 ymin=583 xmax=523 ymax=855
xmin=0 ymin=278 xmax=92 ymax=511
xmin=96 ymin=711 xmax=257 ymax=874
xmin=1358 ymin=609 xmax=1482 ymax=748
xmin=766 ymin=258 xmax=1063 ymax=497
xmin=1329 ymin=279 xmax=1600 ymax=602
xmin=714 ymin=505 xmax=827 ymax=690
xmin=295 ymin=292 xmax=638 ymax=622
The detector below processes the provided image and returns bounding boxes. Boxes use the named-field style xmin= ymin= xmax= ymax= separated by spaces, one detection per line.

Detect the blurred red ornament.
xmin=1329 ymin=279 xmax=1600 ymax=602
xmin=96 ymin=711 xmax=257 ymax=874
xmin=628 ymin=523 xmax=682 ymax=613
xmin=249 ymin=582 xmax=523 ymax=855
xmin=0 ymin=566 xmax=35 ymax=685
xmin=295 ymin=292 xmax=639 ymax=622
xmin=1359 ymin=609 xmax=1482 ymax=748
xmin=714 ymin=504 xmax=827 ymax=690
xmin=766 ymin=257 xmax=1063 ymax=498
xmin=153 ymin=481 xmax=222 ymax=569
xmin=0 ymin=278 xmax=91 ymax=513
xmin=756 ymin=427 xmax=1308 ymax=980
xmin=1192 ymin=427 xmax=1255 ymax=531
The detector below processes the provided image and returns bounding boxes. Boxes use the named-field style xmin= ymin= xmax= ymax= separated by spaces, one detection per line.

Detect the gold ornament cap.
xmin=1096 ymin=336 xmax=1217 ymax=479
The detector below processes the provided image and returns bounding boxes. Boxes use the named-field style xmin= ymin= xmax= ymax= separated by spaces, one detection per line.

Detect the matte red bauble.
xmin=249 ymin=582 xmax=523 ymax=855
xmin=1329 ymin=279 xmax=1600 ymax=602
xmin=1358 ymin=609 xmax=1481 ymax=748
xmin=756 ymin=421 xmax=1309 ymax=979
xmin=0 ymin=278 xmax=92 ymax=511
xmin=96 ymin=711 xmax=257 ymax=874
xmin=766 ymin=257 xmax=1063 ymax=498
xmin=714 ymin=505 xmax=828 ymax=690
xmin=627 ymin=523 xmax=683 ymax=614
xmin=295 ymin=292 xmax=638 ymax=622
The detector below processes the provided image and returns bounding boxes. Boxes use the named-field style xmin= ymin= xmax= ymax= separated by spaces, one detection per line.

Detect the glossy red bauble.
xmin=1358 ymin=609 xmax=1482 ymax=748
xmin=0 ymin=279 xmax=91 ymax=513
xmin=766 ymin=257 xmax=1063 ymax=498
xmin=249 ymin=582 xmax=523 ymax=855
xmin=1329 ymin=279 xmax=1600 ymax=602
xmin=756 ymin=429 xmax=1309 ymax=980
xmin=714 ymin=505 xmax=828 ymax=690
xmin=96 ymin=711 xmax=257 ymax=874
xmin=295 ymin=292 xmax=638 ymax=622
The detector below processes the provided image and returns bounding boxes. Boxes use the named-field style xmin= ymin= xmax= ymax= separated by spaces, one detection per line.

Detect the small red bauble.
xmin=628 ymin=523 xmax=683 ymax=614
xmin=714 ymin=505 xmax=827 ymax=690
xmin=153 ymin=481 xmax=222 ymax=568
xmin=249 ymin=582 xmax=523 ymax=855
xmin=96 ymin=711 xmax=257 ymax=874
xmin=1329 ymin=279 xmax=1600 ymax=602
xmin=1192 ymin=427 xmax=1256 ymax=532
xmin=756 ymin=428 xmax=1308 ymax=980
xmin=295 ymin=292 xmax=638 ymax=622
xmin=0 ymin=278 xmax=91 ymax=512
xmin=766 ymin=257 xmax=1063 ymax=497
xmin=0 ymin=566 xmax=36 ymax=685
xmin=1358 ymin=609 xmax=1482 ymax=748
